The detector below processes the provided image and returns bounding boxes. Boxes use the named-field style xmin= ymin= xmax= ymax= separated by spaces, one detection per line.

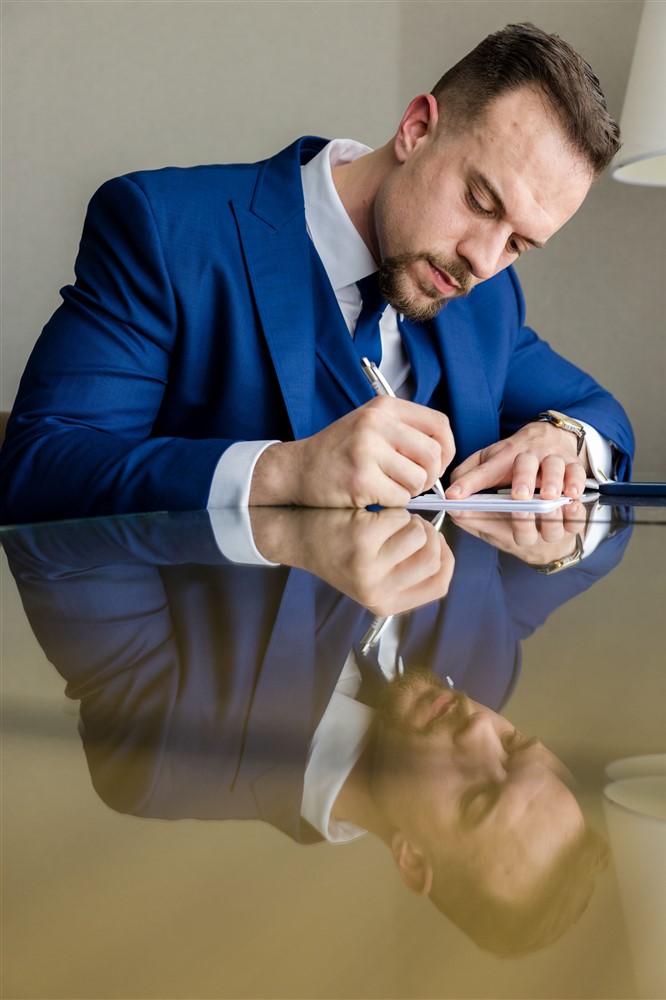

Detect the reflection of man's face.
xmin=370 ymin=670 xmax=584 ymax=903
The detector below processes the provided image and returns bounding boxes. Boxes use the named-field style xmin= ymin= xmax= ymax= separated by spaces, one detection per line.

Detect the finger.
xmin=369 ymin=397 xmax=455 ymax=473
xmin=391 ymin=520 xmax=451 ymax=592
xmin=538 ymin=455 xmax=567 ymax=500
xmin=448 ymin=511 xmax=515 ymax=549
xmin=562 ymin=499 xmax=586 ymax=529
xmin=448 ymin=449 xmax=483 ymax=485
xmin=379 ymin=446 xmax=432 ymax=498
xmin=352 ymin=508 xmax=418 ymax=563
xmin=509 ymin=512 xmax=540 ymax=547
xmin=510 ymin=452 xmax=540 ymax=500
xmin=446 ymin=452 xmax=510 ymax=499
xmin=376 ymin=513 xmax=431 ymax=568
xmin=562 ymin=460 xmax=587 ymax=500
xmin=537 ymin=509 xmax=569 ymax=544
xmin=382 ymin=420 xmax=451 ymax=494
xmin=395 ymin=535 xmax=456 ymax=611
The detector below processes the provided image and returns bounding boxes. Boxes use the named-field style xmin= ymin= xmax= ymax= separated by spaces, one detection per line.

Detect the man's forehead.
xmin=462 ymin=124 xmax=591 ymax=243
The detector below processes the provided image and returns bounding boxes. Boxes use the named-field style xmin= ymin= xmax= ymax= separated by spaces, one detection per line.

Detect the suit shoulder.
xmin=83 ymin=162 xmax=264 ymax=242
xmin=126 ymin=161 xmax=262 ymax=202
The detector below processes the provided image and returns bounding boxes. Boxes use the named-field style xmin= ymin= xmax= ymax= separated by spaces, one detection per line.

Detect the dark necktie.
xmin=353 ymin=272 xmax=388 ymax=366
xmin=354 ymin=639 xmax=387 ymax=708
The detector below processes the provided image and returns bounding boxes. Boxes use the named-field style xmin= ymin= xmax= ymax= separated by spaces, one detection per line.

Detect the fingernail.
xmin=514 ymin=486 xmax=530 ymax=500
xmin=447 ymin=484 xmax=462 ymax=498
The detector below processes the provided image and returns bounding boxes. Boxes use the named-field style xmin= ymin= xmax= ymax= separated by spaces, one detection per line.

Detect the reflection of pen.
xmin=360 ymin=356 xmax=446 ymax=501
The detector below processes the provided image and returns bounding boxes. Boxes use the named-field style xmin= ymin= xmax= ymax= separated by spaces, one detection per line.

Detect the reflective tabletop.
xmin=2 ymin=500 xmax=665 ymax=999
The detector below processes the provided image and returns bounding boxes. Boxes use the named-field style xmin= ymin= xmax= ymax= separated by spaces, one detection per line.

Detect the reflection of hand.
xmin=250 ymin=507 xmax=455 ymax=615
xmin=446 ymin=421 xmax=587 ymax=501
xmin=250 ymin=396 xmax=454 ymax=508
xmin=449 ymin=502 xmax=588 ymax=567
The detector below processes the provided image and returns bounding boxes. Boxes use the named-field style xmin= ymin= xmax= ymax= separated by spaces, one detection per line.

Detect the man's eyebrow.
xmin=471 ymin=170 xmax=546 ymax=250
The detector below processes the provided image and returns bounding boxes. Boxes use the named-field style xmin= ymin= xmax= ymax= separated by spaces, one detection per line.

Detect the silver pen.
xmin=360 ymin=357 xmax=447 ymax=501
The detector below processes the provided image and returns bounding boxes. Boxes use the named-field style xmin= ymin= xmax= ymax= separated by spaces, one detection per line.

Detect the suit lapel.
xmin=233 ymin=206 xmax=316 ymax=441
xmin=309 ymin=247 xmax=375 ymax=414
xmin=398 ymin=317 xmax=442 ymax=404
xmin=232 ymin=138 xmax=328 ymax=440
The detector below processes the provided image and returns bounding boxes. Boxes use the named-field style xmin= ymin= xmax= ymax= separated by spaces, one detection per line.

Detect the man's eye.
xmin=467 ymin=191 xmax=493 ymax=216
xmin=507 ymin=238 xmax=524 ymax=257
xmin=460 ymin=785 xmax=499 ymax=827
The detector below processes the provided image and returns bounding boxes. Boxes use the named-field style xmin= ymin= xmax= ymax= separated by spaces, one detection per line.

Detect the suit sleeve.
xmin=498 ymin=268 xmax=634 ymax=479
xmin=0 ymin=177 xmax=234 ymax=523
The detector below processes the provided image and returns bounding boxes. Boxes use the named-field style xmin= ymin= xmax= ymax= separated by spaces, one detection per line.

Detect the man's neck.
xmin=331 ymin=142 xmax=394 ymax=267
xmin=331 ymin=742 xmax=392 ymax=843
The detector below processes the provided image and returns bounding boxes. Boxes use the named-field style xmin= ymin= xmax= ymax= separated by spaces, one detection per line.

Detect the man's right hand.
xmin=249 ymin=396 xmax=455 ymax=508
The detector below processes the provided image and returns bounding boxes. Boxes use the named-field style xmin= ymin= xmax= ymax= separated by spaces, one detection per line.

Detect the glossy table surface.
xmin=1 ymin=500 xmax=665 ymax=1000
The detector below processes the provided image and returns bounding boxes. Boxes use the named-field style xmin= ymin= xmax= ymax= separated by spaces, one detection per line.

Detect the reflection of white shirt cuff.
xmin=580 ymin=501 xmax=612 ymax=559
xmin=207 ymin=440 xmax=279 ymax=507
xmin=581 ymin=422 xmax=613 ymax=488
xmin=208 ymin=508 xmax=279 ymax=565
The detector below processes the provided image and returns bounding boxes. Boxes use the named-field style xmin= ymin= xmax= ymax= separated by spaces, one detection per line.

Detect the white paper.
xmin=406 ymin=493 xmax=574 ymax=512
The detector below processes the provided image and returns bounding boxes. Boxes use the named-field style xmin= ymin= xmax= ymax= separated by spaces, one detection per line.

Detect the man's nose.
xmin=457 ymin=230 xmax=506 ymax=282
xmin=457 ymin=712 xmax=504 ymax=767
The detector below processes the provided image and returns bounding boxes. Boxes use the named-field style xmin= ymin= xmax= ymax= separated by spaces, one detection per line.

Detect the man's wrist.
xmin=250 ymin=441 xmax=300 ymax=506
xmin=537 ymin=410 xmax=586 ymax=456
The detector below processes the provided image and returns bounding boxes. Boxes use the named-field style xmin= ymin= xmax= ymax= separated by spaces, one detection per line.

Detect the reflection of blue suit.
xmin=3 ymin=511 xmax=631 ymax=840
xmin=0 ymin=137 xmax=633 ymax=523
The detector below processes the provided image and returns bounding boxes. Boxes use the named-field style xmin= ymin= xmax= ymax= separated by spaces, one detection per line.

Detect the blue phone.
xmin=598 ymin=482 xmax=666 ymax=496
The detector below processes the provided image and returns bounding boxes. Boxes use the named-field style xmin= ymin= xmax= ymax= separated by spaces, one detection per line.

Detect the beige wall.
xmin=2 ymin=0 xmax=664 ymax=475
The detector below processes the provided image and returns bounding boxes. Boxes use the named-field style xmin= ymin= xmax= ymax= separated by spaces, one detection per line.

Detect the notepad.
xmin=406 ymin=493 xmax=574 ymax=512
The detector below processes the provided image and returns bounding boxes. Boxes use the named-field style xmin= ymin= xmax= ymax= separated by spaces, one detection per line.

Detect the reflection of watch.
xmin=531 ymin=533 xmax=584 ymax=574
xmin=538 ymin=410 xmax=586 ymax=455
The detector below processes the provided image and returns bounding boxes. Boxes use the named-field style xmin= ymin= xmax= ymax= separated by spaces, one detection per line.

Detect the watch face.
xmin=548 ymin=411 xmax=584 ymax=434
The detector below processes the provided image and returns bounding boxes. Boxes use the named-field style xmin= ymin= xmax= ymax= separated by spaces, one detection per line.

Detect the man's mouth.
xmin=428 ymin=262 xmax=461 ymax=296
xmin=426 ymin=691 xmax=457 ymax=723
xmin=412 ymin=688 xmax=467 ymax=731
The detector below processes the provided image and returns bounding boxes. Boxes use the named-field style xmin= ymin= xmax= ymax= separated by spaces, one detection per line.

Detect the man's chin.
xmin=385 ymin=288 xmax=448 ymax=324
xmin=375 ymin=668 xmax=446 ymax=727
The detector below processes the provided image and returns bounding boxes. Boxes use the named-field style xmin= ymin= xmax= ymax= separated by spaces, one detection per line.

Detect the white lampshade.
xmin=611 ymin=0 xmax=666 ymax=186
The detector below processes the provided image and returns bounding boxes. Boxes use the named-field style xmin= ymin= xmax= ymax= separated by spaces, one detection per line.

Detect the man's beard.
xmin=379 ymin=252 xmax=472 ymax=323
xmin=375 ymin=667 xmax=471 ymax=736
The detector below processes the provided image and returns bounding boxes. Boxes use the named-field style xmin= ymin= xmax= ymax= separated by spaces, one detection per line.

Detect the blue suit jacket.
xmin=0 ymin=137 xmax=634 ymax=523
xmin=2 ymin=509 xmax=631 ymax=840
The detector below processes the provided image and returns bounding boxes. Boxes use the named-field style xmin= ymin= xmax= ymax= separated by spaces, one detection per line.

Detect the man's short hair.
xmin=431 ymin=23 xmax=621 ymax=176
xmin=429 ymin=822 xmax=610 ymax=957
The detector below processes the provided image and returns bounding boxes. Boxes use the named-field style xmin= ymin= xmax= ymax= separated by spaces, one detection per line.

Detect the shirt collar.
xmin=301 ymin=138 xmax=378 ymax=292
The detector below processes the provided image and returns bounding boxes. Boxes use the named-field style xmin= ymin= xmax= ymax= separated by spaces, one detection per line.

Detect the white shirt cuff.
xmin=207 ymin=508 xmax=279 ymax=566
xmin=206 ymin=440 xmax=281 ymax=565
xmin=580 ymin=422 xmax=614 ymax=487
xmin=207 ymin=440 xmax=279 ymax=507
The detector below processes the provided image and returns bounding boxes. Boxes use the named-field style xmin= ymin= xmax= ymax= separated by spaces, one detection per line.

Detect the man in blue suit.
xmin=0 ymin=24 xmax=633 ymax=524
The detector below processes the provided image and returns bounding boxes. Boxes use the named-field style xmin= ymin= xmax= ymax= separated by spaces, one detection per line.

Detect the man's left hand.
xmin=446 ymin=421 xmax=588 ymax=500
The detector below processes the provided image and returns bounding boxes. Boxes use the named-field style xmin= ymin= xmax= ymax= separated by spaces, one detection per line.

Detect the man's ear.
xmin=391 ymin=831 xmax=434 ymax=895
xmin=393 ymin=93 xmax=440 ymax=163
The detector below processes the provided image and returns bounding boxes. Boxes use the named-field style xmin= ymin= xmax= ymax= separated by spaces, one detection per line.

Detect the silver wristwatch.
xmin=537 ymin=410 xmax=586 ymax=455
